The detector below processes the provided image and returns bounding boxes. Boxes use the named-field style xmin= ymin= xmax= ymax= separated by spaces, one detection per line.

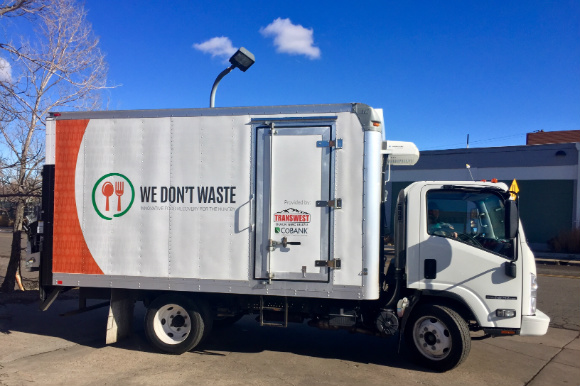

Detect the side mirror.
xmin=505 ymin=261 xmax=517 ymax=278
xmin=505 ymin=200 xmax=518 ymax=239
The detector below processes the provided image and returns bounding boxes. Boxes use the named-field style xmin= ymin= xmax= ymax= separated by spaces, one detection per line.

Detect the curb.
xmin=535 ymin=258 xmax=580 ymax=266
xmin=533 ymin=252 xmax=580 ymax=260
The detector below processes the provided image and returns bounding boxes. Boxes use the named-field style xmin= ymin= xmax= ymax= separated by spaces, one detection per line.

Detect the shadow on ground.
xmin=0 ymin=293 xmax=426 ymax=372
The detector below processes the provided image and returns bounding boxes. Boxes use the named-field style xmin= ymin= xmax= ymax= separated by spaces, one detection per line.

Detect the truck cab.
xmin=391 ymin=181 xmax=550 ymax=370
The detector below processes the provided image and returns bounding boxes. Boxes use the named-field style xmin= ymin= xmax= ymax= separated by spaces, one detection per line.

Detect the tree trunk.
xmin=0 ymin=201 xmax=25 ymax=293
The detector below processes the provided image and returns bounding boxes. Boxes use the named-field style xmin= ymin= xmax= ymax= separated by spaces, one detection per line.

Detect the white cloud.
xmin=193 ymin=37 xmax=238 ymax=59
xmin=0 ymin=58 xmax=12 ymax=83
xmin=260 ymin=18 xmax=321 ymax=59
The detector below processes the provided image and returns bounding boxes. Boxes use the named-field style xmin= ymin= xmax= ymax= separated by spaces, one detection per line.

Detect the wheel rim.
xmin=153 ymin=303 xmax=191 ymax=345
xmin=412 ymin=316 xmax=452 ymax=361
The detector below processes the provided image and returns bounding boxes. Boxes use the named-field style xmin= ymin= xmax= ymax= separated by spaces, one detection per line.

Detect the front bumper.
xmin=520 ymin=309 xmax=550 ymax=336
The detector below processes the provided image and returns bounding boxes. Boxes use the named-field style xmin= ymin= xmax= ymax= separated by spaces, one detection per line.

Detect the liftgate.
xmin=253 ymin=118 xmax=339 ymax=282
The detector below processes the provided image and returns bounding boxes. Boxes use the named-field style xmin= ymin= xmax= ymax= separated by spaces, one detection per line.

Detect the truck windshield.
xmin=427 ymin=190 xmax=514 ymax=259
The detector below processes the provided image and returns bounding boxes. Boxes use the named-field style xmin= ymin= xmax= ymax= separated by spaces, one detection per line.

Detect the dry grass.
xmin=549 ymin=228 xmax=580 ymax=254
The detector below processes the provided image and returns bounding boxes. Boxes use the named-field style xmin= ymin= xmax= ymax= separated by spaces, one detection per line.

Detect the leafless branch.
xmin=1 ymin=0 xmax=112 ymax=292
xmin=0 ymin=0 xmax=44 ymax=18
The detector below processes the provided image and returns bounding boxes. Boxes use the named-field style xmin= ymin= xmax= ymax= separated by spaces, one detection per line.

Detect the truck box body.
xmin=36 ymin=102 xmax=550 ymax=371
xmin=43 ymin=104 xmax=383 ymax=300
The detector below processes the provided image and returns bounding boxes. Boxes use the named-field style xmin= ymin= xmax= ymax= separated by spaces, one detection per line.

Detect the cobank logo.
xmin=92 ymin=173 xmax=135 ymax=220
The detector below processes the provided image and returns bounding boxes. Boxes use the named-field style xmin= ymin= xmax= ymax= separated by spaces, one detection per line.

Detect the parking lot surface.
xmin=0 ymin=293 xmax=578 ymax=386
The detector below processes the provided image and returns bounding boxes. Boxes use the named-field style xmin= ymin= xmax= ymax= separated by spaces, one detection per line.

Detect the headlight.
xmin=530 ymin=273 xmax=538 ymax=314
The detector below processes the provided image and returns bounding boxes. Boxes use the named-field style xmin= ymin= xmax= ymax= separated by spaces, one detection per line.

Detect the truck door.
xmin=254 ymin=124 xmax=333 ymax=282
xmin=419 ymin=186 xmax=523 ymax=328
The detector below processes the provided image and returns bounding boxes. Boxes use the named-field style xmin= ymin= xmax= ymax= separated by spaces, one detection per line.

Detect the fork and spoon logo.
xmin=92 ymin=173 xmax=135 ymax=220
xmin=102 ymin=181 xmax=124 ymax=212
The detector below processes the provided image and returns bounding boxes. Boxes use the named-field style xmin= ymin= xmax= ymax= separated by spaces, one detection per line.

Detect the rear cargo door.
xmin=255 ymin=123 xmax=333 ymax=282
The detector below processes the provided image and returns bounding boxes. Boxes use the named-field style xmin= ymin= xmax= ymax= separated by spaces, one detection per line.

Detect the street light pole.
xmin=209 ymin=47 xmax=255 ymax=108
xmin=209 ymin=65 xmax=235 ymax=108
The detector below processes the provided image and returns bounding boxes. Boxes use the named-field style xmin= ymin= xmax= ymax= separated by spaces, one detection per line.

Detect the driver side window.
xmin=427 ymin=199 xmax=462 ymax=238
xmin=426 ymin=190 xmax=514 ymax=259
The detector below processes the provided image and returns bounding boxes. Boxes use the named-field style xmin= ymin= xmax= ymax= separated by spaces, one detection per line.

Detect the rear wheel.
xmin=405 ymin=304 xmax=471 ymax=372
xmin=145 ymin=294 xmax=208 ymax=354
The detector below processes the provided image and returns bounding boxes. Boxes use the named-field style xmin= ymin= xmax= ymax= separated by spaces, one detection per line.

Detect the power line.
xmin=422 ymin=132 xmax=528 ymax=150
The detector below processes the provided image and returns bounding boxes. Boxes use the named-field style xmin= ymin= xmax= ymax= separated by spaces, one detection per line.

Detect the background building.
xmin=385 ymin=141 xmax=580 ymax=251
xmin=526 ymin=130 xmax=580 ymax=146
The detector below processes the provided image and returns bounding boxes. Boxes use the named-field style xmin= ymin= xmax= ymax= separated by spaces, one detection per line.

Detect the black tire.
xmin=199 ymin=301 xmax=213 ymax=342
xmin=213 ymin=314 xmax=244 ymax=329
xmin=144 ymin=294 xmax=208 ymax=354
xmin=405 ymin=304 xmax=471 ymax=372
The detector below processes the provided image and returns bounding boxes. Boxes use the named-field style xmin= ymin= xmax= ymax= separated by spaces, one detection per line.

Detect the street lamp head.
xmin=229 ymin=47 xmax=255 ymax=72
xmin=210 ymin=46 xmax=255 ymax=107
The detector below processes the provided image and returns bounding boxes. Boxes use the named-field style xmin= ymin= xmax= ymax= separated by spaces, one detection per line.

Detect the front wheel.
xmin=145 ymin=294 xmax=209 ymax=354
xmin=405 ymin=304 xmax=471 ymax=372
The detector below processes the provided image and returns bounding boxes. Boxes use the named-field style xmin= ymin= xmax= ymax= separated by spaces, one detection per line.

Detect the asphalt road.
xmin=0 ymin=231 xmax=579 ymax=385
xmin=0 ymin=295 xmax=578 ymax=386
xmin=536 ymin=263 xmax=580 ymax=331
xmin=0 ymin=264 xmax=577 ymax=385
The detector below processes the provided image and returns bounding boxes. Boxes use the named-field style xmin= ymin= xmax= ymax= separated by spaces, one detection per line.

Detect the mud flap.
xmin=106 ymin=289 xmax=135 ymax=344
xmin=397 ymin=293 xmax=421 ymax=353
xmin=38 ymin=287 xmax=62 ymax=311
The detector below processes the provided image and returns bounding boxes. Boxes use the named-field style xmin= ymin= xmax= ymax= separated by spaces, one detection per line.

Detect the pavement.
xmin=0 ymin=237 xmax=578 ymax=384
xmin=0 ymin=293 xmax=578 ymax=386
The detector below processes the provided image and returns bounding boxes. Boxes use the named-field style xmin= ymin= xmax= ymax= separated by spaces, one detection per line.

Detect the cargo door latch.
xmin=315 ymin=259 xmax=341 ymax=269
xmin=316 ymin=199 xmax=342 ymax=209
xmin=316 ymin=139 xmax=343 ymax=149
xmin=269 ymin=237 xmax=301 ymax=250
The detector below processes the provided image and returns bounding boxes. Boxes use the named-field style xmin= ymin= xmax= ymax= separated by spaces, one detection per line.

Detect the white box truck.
xmin=32 ymin=103 xmax=549 ymax=371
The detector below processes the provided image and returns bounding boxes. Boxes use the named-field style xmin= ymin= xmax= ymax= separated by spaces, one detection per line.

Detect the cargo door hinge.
xmin=268 ymin=122 xmax=276 ymax=135
xmin=316 ymin=199 xmax=342 ymax=209
xmin=315 ymin=259 xmax=341 ymax=269
xmin=316 ymin=139 xmax=343 ymax=149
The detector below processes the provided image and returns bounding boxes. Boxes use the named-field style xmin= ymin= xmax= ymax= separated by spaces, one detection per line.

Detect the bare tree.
xmin=0 ymin=0 xmax=44 ymax=17
xmin=0 ymin=0 xmax=110 ymax=292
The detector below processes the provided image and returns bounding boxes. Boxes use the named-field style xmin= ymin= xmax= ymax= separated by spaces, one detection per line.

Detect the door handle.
xmin=424 ymin=259 xmax=437 ymax=279
xmin=249 ymin=193 xmax=255 ymax=232
xmin=269 ymin=237 xmax=302 ymax=250
xmin=281 ymin=237 xmax=301 ymax=248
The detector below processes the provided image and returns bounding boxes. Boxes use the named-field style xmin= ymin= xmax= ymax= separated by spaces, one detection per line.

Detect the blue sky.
xmin=70 ymin=1 xmax=580 ymax=150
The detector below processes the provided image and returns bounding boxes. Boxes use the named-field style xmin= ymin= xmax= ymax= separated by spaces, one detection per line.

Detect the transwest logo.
xmin=274 ymin=208 xmax=310 ymax=236
xmin=92 ymin=173 xmax=135 ymax=220
xmin=274 ymin=208 xmax=310 ymax=223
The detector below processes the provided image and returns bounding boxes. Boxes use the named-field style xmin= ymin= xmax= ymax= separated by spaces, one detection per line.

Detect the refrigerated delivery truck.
xmin=32 ymin=103 xmax=549 ymax=371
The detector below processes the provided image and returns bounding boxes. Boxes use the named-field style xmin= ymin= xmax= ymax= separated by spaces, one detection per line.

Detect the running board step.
xmin=259 ymin=296 xmax=288 ymax=327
